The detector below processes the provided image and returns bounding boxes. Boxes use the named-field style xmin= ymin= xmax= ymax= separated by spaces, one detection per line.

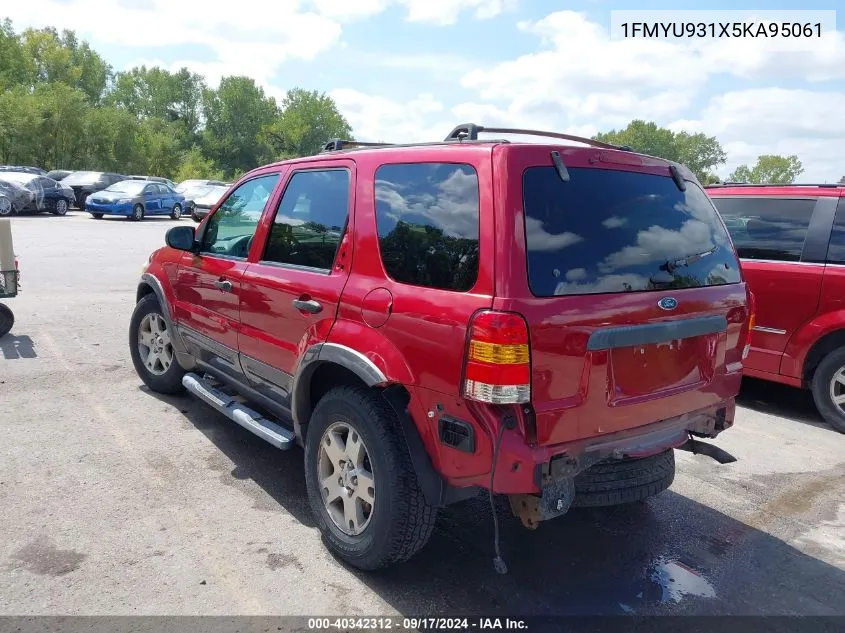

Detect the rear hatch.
xmin=493 ymin=146 xmax=749 ymax=446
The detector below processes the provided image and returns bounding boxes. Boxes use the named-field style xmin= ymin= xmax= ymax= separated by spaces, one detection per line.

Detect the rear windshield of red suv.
xmin=522 ymin=167 xmax=742 ymax=296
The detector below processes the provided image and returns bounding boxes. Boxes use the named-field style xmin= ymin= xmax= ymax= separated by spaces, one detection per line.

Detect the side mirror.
xmin=165 ymin=225 xmax=196 ymax=252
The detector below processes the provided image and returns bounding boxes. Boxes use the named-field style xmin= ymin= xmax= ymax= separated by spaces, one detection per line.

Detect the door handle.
xmin=213 ymin=278 xmax=233 ymax=292
xmin=292 ymin=298 xmax=322 ymax=314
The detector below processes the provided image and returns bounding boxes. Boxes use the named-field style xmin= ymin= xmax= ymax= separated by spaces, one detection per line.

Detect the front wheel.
xmin=0 ymin=303 xmax=13 ymax=338
xmin=170 ymin=204 xmax=182 ymax=220
xmin=53 ymin=198 xmax=69 ymax=216
xmin=304 ymin=386 xmax=436 ymax=570
xmin=92 ymin=213 xmax=103 ymax=219
xmin=811 ymin=348 xmax=845 ymax=433
xmin=129 ymin=294 xmax=185 ymax=394
xmin=131 ymin=204 xmax=144 ymax=221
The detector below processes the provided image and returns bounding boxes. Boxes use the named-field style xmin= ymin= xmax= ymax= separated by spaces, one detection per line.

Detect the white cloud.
xmin=330 ymin=89 xmax=445 ymax=142
xmin=670 ymin=89 xmax=845 ymax=182
xmin=400 ymin=0 xmax=517 ymax=26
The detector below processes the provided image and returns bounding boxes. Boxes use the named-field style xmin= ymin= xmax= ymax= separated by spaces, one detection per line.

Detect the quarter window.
xmin=200 ymin=174 xmax=280 ymax=258
xmin=374 ymin=162 xmax=480 ymax=292
xmin=262 ymin=169 xmax=350 ymax=270
xmin=711 ymin=197 xmax=817 ymax=262
xmin=826 ymin=198 xmax=845 ymax=264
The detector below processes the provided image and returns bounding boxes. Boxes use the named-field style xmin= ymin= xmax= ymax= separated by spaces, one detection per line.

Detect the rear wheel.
xmin=131 ymin=204 xmax=144 ymax=222
xmin=0 ymin=197 xmax=14 ymax=216
xmin=811 ymin=347 xmax=845 ymax=433
xmin=572 ymin=450 xmax=675 ymax=508
xmin=170 ymin=204 xmax=182 ymax=220
xmin=92 ymin=213 xmax=103 ymax=219
xmin=304 ymin=386 xmax=436 ymax=570
xmin=0 ymin=303 xmax=13 ymax=338
xmin=129 ymin=294 xmax=184 ymax=394
xmin=53 ymin=199 xmax=68 ymax=216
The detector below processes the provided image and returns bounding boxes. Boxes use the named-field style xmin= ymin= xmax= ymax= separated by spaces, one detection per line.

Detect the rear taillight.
xmin=463 ymin=310 xmax=531 ymax=404
xmin=743 ymin=290 xmax=756 ymax=360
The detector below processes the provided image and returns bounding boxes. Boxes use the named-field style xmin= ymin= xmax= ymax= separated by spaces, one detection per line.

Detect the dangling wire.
xmin=489 ymin=422 xmax=508 ymax=575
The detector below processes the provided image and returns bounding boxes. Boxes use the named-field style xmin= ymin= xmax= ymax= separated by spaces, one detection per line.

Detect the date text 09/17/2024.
xmin=307 ymin=617 xmax=528 ymax=630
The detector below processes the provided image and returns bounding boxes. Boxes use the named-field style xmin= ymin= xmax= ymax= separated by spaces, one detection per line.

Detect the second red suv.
xmin=708 ymin=183 xmax=845 ymax=433
xmin=130 ymin=124 xmax=751 ymax=570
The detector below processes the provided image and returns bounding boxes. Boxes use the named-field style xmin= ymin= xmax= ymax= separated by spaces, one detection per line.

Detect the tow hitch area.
xmin=509 ymin=479 xmax=575 ymax=530
xmin=677 ymin=436 xmax=737 ymax=464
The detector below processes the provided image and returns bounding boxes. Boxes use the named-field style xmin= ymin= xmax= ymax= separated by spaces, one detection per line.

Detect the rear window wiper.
xmin=650 ymin=246 xmax=717 ymax=284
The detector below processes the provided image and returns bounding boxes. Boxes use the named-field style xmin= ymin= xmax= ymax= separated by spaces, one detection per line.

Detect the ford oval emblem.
xmin=658 ymin=297 xmax=678 ymax=311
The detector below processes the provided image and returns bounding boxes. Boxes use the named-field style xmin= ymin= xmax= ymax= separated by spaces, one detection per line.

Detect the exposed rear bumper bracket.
xmin=677 ymin=436 xmax=737 ymax=464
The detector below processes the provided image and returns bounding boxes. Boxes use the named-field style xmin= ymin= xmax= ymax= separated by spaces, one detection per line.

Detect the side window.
xmin=374 ymin=162 xmax=479 ymax=292
xmin=711 ymin=197 xmax=817 ymax=262
xmin=143 ymin=184 xmax=155 ymax=195
xmin=827 ymin=198 xmax=845 ymax=263
xmin=262 ymin=169 xmax=350 ymax=270
xmin=201 ymin=174 xmax=280 ymax=258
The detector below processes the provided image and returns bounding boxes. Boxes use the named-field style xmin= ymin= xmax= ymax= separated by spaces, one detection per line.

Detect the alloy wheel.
xmin=317 ymin=421 xmax=376 ymax=536
xmin=137 ymin=312 xmax=173 ymax=376
xmin=828 ymin=367 xmax=845 ymax=413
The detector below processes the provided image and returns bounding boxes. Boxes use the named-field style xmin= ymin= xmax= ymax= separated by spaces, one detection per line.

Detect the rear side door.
xmin=142 ymin=184 xmax=159 ymax=212
xmin=713 ymin=196 xmax=825 ymax=374
xmin=238 ymin=161 xmax=354 ymax=406
xmin=172 ymin=172 xmax=282 ymax=382
xmin=496 ymin=146 xmax=748 ymax=446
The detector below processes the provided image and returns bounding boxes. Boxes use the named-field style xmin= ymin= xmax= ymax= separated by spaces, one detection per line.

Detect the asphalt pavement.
xmin=1 ymin=211 xmax=843 ymax=617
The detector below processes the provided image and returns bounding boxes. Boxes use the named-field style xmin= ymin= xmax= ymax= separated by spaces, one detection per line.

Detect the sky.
xmin=3 ymin=0 xmax=844 ymax=181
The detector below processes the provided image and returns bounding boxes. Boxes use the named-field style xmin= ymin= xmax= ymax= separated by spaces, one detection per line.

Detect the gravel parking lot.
xmin=1 ymin=211 xmax=844 ymax=617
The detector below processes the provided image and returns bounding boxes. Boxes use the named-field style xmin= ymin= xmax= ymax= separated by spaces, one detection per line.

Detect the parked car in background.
xmin=129 ymin=124 xmax=751 ymax=570
xmin=0 ymin=166 xmax=47 ymax=176
xmin=46 ymin=169 xmax=74 ymax=182
xmin=179 ymin=182 xmax=230 ymax=221
xmin=59 ymin=171 xmax=126 ymax=209
xmin=174 ymin=178 xmax=228 ymax=194
xmin=86 ymin=179 xmax=185 ymax=221
xmin=0 ymin=180 xmax=33 ymax=216
xmin=128 ymin=175 xmax=176 ymax=188
xmin=0 ymin=172 xmax=75 ymax=215
xmin=708 ymin=182 xmax=845 ymax=432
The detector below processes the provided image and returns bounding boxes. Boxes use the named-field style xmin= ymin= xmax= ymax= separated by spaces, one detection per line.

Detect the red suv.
xmin=130 ymin=124 xmax=752 ymax=570
xmin=707 ymin=183 xmax=845 ymax=433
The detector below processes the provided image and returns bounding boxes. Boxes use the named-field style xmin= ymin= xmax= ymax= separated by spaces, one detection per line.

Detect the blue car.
xmin=86 ymin=180 xmax=186 ymax=221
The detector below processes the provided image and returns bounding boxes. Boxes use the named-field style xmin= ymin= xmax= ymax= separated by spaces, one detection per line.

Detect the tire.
xmin=77 ymin=194 xmax=87 ymax=211
xmin=131 ymin=204 xmax=144 ymax=221
xmin=170 ymin=204 xmax=182 ymax=220
xmin=0 ymin=303 xmax=13 ymax=338
xmin=129 ymin=294 xmax=185 ymax=394
xmin=92 ymin=213 xmax=103 ymax=219
xmin=810 ymin=347 xmax=845 ymax=433
xmin=572 ymin=450 xmax=675 ymax=508
xmin=191 ymin=213 xmax=201 ymax=223
xmin=53 ymin=199 xmax=68 ymax=216
xmin=0 ymin=197 xmax=13 ymax=216
xmin=304 ymin=386 xmax=436 ymax=570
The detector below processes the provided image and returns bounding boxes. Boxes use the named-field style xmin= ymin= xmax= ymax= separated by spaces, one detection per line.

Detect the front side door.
xmin=238 ymin=163 xmax=354 ymax=407
xmin=713 ymin=195 xmax=824 ymax=374
xmin=172 ymin=172 xmax=282 ymax=381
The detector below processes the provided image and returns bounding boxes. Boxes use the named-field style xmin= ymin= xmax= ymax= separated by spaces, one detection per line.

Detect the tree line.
xmin=0 ymin=18 xmax=823 ymax=184
xmin=0 ymin=19 xmax=353 ymax=181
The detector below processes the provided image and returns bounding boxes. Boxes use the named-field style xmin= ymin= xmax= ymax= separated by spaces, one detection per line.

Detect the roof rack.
xmin=704 ymin=182 xmax=844 ymax=188
xmin=319 ymin=123 xmax=630 ymax=155
xmin=443 ymin=123 xmax=626 ymax=150
xmin=321 ymin=139 xmax=394 ymax=153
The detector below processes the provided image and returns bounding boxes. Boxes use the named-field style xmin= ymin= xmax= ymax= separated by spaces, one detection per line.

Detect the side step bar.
xmin=182 ymin=373 xmax=295 ymax=450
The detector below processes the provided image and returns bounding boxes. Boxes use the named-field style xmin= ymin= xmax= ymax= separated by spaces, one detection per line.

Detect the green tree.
xmin=202 ymin=76 xmax=278 ymax=176
xmin=20 ymin=26 xmax=110 ymax=103
xmin=594 ymin=120 xmax=727 ymax=183
xmin=31 ymin=83 xmax=89 ymax=168
xmin=82 ymin=106 xmax=139 ymax=171
xmin=134 ymin=118 xmax=182 ymax=177
xmin=264 ymin=88 xmax=353 ymax=159
xmin=0 ymin=19 xmax=31 ymax=90
xmin=728 ymin=155 xmax=804 ymax=184
xmin=174 ymin=146 xmax=225 ymax=182
xmin=0 ymin=87 xmax=39 ymax=164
